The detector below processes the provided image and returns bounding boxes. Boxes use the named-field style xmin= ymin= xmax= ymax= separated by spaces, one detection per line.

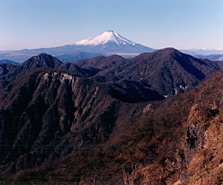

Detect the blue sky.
xmin=0 ymin=0 xmax=223 ymax=50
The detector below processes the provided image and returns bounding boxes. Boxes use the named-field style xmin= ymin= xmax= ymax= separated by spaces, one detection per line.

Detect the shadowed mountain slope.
xmin=0 ymin=68 xmax=163 ymax=182
xmin=76 ymin=48 xmax=222 ymax=96
xmin=0 ymin=70 xmax=120 ymax=178
xmin=75 ymin=54 xmax=127 ymax=70
xmin=56 ymin=51 xmax=103 ymax=63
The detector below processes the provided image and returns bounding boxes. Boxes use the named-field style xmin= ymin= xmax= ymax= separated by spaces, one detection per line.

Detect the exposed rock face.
xmin=179 ymin=74 xmax=223 ymax=184
xmin=184 ymin=104 xmax=206 ymax=166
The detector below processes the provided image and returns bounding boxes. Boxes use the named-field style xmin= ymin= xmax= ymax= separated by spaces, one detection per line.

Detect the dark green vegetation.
xmin=0 ymin=48 xmax=223 ymax=184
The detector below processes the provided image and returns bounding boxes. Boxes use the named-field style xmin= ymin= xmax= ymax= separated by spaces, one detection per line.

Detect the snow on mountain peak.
xmin=76 ymin=31 xmax=136 ymax=46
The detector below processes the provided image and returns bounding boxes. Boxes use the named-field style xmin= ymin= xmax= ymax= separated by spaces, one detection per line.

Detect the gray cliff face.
xmin=181 ymin=122 xmax=206 ymax=181
xmin=185 ymin=123 xmax=205 ymax=165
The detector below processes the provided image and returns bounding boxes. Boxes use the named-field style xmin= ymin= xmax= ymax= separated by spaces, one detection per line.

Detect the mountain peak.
xmin=155 ymin=47 xmax=182 ymax=55
xmin=21 ymin=53 xmax=63 ymax=69
xmin=76 ymin=31 xmax=136 ymax=46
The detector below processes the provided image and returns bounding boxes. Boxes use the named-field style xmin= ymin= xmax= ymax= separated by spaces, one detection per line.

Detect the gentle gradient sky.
xmin=0 ymin=0 xmax=223 ymax=50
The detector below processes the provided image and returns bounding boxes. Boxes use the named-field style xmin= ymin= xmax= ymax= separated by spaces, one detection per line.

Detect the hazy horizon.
xmin=1 ymin=0 xmax=223 ymax=51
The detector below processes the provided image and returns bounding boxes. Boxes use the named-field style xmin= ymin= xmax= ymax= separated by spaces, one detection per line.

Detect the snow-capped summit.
xmin=75 ymin=30 xmax=154 ymax=54
xmin=76 ymin=30 xmax=136 ymax=46
xmin=73 ymin=30 xmax=154 ymax=54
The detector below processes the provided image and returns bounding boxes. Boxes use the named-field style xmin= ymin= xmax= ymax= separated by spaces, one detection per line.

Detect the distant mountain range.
xmin=195 ymin=54 xmax=223 ymax=61
xmin=0 ymin=59 xmax=19 ymax=65
xmin=1 ymin=31 xmax=222 ymax=63
xmin=0 ymin=31 xmax=153 ymax=63
xmin=181 ymin=49 xmax=223 ymax=56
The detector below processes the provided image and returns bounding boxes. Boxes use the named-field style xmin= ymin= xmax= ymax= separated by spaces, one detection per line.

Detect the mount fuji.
xmin=75 ymin=30 xmax=154 ymax=54
xmin=0 ymin=31 xmax=154 ymax=63
xmin=77 ymin=30 xmax=136 ymax=46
